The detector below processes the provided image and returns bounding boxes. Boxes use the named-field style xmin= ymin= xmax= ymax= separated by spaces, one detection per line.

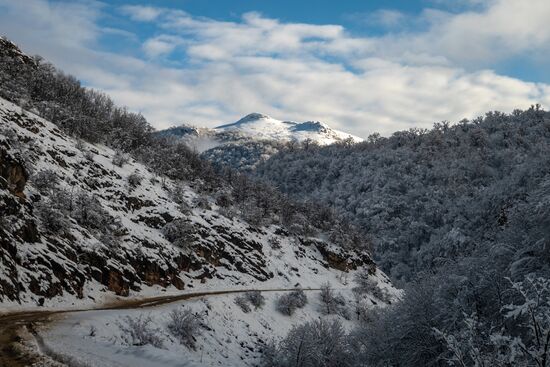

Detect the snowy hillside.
xmin=216 ymin=113 xmax=363 ymax=145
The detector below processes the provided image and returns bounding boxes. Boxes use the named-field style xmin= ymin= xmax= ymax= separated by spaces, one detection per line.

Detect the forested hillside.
xmin=256 ymin=112 xmax=550 ymax=281
xmin=255 ymin=108 xmax=550 ymax=365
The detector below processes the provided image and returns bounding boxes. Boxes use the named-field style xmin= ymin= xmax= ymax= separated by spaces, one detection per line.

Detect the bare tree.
xmin=117 ymin=314 xmax=163 ymax=348
xmin=167 ymin=307 xmax=205 ymax=349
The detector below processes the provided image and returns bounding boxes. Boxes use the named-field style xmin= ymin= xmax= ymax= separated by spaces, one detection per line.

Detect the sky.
xmin=1 ymin=0 xmax=550 ymax=137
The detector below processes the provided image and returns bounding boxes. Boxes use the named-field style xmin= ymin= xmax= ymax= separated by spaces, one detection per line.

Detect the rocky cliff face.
xmin=0 ymin=97 xmax=383 ymax=310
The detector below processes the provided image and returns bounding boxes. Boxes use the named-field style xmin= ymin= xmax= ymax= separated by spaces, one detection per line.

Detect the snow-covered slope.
xmin=0 ymin=36 xmax=398 ymax=366
xmin=43 ymin=282 xmax=397 ymax=366
xmin=215 ymin=113 xmax=363 ymax=145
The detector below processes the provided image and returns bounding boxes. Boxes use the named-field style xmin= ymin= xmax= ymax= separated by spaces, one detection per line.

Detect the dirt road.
xmin=0 ymin=288 xmax=320 ymax=367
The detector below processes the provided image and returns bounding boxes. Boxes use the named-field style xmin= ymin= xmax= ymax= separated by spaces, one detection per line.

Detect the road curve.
xmin=0 ymin=287 xmax=321 ymax=367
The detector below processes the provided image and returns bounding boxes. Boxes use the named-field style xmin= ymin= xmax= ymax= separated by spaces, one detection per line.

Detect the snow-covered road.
xmin=0 ymin=287 xmax=324 ymax=367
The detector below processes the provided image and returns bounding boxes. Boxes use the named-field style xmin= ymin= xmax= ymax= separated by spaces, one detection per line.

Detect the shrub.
xmin=215 ymin=191 xmax=232 ymax=208
xmin=112 ymin=150 xmax=129 ymax=167
xmin=353 ymin=269 xmax=370 ymax=292
xmin=246 ymin=290 xmax=266 ymax=310
xmin=31 ymin=169 xmax=59 ymax=193
xmin=234 ymin=295 xmax=252 ymax=313
xmin=50 ymin=188 xmax=73 ymax=210
xmin=167 ymin=307 xmax=204 ymax=349
xmin=162 ymin=219 xmax=195 ymax=249
xmin=83 ymin=149 xmax=94 ymax=161
xmin=193 ymin=197 xmax=211 ymax=210
xmin=71 ymin=191 xmax=110 ymax=231
xmin=36 ymin=200 xmax=70 ymax=234
xmin=353 ymin=270 xmax=390 ymax=302
xmin=268 ymin=237 xmax=282 ymax=250
xmin=127 ymin=171 xmax=143 ymax=188
xmin=290 ymin=289 xmax=307 ymax=307
xmin=234 ymin=291 xmax=266 ymax=313
xmin=261 ymin=318 xmax=352 ymax=367
xmin=75 ymin=139 xmax=86 ymax=151
xmin=319 ymin=282 xmax=350 ymax=319
xmin=276 ymin=289 xmax=308 ymax=316
xmin=99 ymin=231 xmax=121 ymax=249
xmin=117 ymin=314 xmax=163 ymax=348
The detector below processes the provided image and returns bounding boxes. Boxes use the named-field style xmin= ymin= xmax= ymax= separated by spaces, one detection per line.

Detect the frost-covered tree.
xmin=434 ymin=277 xmax=550 ymax=367
xmin=162 ymin=219 xmax=196 ymax=249
xmin=262 ymin=318 xmax=352 ymax=367
xmin=276 ymin=289 xmax=308 ymax=316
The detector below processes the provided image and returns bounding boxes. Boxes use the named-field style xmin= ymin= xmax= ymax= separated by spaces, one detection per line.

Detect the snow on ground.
xmin=42 ymin=281 xmax=395 ymax=367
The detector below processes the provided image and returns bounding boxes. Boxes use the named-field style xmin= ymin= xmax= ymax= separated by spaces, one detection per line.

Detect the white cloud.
xmin=390 ymin=0 xmax=550 ymax=66
xmin=1 ymin=0 xmax=550 ymax=138
xmin=0 ymin=0 xmax=101 ymax=48
xmin=371 ymin=9 xmax=406 ymax=27
xmin=142 ymin=35 xmax=180 ymax=58
xmin=119 ymin=5 xmax=163 ymax=22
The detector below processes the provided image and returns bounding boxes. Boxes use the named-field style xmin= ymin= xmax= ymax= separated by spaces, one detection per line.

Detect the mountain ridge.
xmin=214 ymin=112 xmax=363 ymax=145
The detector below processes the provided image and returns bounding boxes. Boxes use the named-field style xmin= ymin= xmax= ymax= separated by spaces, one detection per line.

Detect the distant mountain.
xmin=215 ymin=113 xmax=363 ymax=145
xmin=159 ymin=113 xmax=363 ymax=171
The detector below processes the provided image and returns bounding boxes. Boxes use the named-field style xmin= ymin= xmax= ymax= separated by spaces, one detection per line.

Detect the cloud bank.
xmin=1 ymin=0 xmax=550 ymax=136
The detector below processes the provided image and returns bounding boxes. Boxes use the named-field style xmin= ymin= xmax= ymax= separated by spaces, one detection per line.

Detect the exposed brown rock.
xmin=0 ymin=148 xmax=27 ymax=198
xmin=107 ymin=270 xmax=130 ymax=296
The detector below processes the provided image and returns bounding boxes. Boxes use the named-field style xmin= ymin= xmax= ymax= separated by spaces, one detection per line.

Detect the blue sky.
xmin=1 ymin=0 xmax=550 ymax=137
xmin=104 ymin=0 xmax=425 ymax=28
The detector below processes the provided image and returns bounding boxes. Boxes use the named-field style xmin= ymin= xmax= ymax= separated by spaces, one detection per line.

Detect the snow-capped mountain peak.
xmin=157 ymin=113 xmax=364 ymax=171
xmin=234 ymin=112 xmax=273 ymax=124
xmin=216 ymin=113 xmax=363 ymax=145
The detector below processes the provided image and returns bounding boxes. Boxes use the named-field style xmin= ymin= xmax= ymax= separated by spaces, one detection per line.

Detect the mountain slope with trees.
xmin=253 ymin=107 xmax=550 ymax=365
xmin=255 ymin=111 xmax=550 ymax=281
